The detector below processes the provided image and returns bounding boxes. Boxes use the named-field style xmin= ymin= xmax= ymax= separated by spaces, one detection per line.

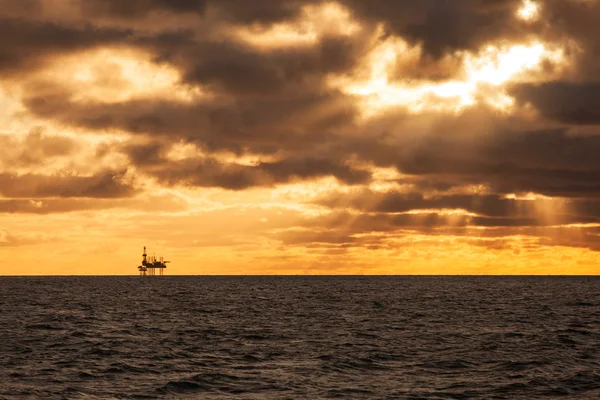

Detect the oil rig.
xmin=138 ymin=246 xmax=170 ymax=276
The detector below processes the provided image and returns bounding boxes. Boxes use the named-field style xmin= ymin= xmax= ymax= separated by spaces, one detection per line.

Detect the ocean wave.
xmin=3 ymin=276 xmax=600 ymax=399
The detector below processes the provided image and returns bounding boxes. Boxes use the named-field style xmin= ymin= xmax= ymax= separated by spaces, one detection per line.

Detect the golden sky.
xmin=1 ymin=0 xmax=600 ymax=275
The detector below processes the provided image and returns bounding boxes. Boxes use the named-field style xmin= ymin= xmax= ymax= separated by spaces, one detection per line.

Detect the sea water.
xmin=2 ymin=276 xmax=600 ymax=398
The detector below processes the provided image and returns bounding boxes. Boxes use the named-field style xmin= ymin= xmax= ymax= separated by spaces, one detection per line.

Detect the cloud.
xmin=512 ymin=81 xmax=600 ymax=124
xmin=0 ymin=228 xmax=53 ymax=247
xmin=3 ymin=0 xmax=600 ymax=272
xmin=339 ymin=0 xmax=527 ymax=57
xmin=125 ymin=151 xmax=371 ymax=189
xmin=0 ymin=128 xmax=78 ymax=168
xmin=338 ymin=124 xmax=600 ymax=198
xmin=0 ymin=171 xmax=135 ymax=198
xmin=23 ymin=89 xmax=356 ymax=155
xmin=0 ymin=17 xmax=131 ymax=76
xmin=280 ymin=209 xmax=600 ymax=252
xmin=170 ymin=35 xmax=364 ymax=95
xmin=79 ymin=0 xmax=207 ymax=18
xmin=315 ymin=189 xmax=600 ymax=222
xmin=0 ymin=193 xmax=188 ymax=214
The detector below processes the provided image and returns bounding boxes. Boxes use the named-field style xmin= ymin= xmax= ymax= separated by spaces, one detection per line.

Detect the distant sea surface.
xmin=2 ymin=276 xmax=600 ymax=399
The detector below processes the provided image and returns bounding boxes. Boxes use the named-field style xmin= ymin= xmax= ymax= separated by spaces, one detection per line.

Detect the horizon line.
xmin=2 ymin=274 xmax=599 ymax=277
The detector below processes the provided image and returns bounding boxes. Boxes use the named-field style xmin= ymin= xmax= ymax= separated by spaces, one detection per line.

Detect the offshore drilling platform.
xmin=138 ymin=246 xmax=170 ymax=276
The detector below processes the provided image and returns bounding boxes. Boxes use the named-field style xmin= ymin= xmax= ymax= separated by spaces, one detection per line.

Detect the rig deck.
xmin=138 ymin=246 xmax=170 ymax=276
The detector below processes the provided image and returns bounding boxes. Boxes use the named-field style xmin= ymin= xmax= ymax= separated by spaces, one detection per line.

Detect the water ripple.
xmin=2 ymin=276 xmax=600 ymax=398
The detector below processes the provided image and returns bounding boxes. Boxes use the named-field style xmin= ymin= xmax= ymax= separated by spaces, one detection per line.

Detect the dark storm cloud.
xmin=122 ymin=138 xmax=371 ymax=190
xmin=511 ymin=82 xmax=600 ymax=124
xmin=23 ymin=86 xmax=600 ymax=197
xmin=315 ymin=210 xmax=589 ymax=230
xmin=278 ymin=212 xmax=486 ymax=248
xmin=336 ymin=0 xmax=600 ymax=82
xmin=259 ymin=158 xmax=370 ymax=185
xmin=315 ymin=190 xmax=600 ymax=223
xmin=146 ymin=158 xmax=262 ymax=190
xmin=24 ymin=90 xmax=355 ymax=155
xmin=4 ymin=0 xmax=600 ymax=222
xmin=445 ymin=225 xmax=600 ymax=252
xmin=79 ymin=0 xmax=207 ymax=18
xmin=77 ymin=0 xmax=317 ymax=24
xmin=0 ymin=18 xmax=131 ymax=76
xmin=0 ymin=171 xmax=135 ymax=199
xmin=206 ymin=0 xmax=321 ymax=24
xmin=0 ymin=193 xmax=188 ymax=214
xmin=339 ymin=0 xmax=525 ymax=57
xmin=169 ymin=35 xmax=364 ymax=95
xmin=335 ymin=0 xmax=600 ymax=75
xmin=124 ymin=151 xmax=370 ymax=190
xmin=281 ymin=210 xmax=600 ymax=251
xmin=0 ymin=198 xmax=108 ymax=214
xmin=332 ymin=126 xmax=600 ymax=198
xmin=123 ymin=141 xmax=166 ymax=166
xmin=315 ymin=191 xmax=530 ymax=217
xmin=0 ymin=0 xmax=594 ymax=74
xmin=542 ymin=0 xmax=600 ymax=80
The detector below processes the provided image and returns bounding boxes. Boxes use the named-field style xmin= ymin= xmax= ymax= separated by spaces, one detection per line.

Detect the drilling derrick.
xmin=138 ymin=246 xmax=169 ymax=276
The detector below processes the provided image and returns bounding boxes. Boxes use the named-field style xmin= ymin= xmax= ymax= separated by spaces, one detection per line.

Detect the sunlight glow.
xmin=503 ymin=193 xmax=555 ymax=201
xmin=517 ymin=0 xmax=540 ymax=21
xmin=0 ymin=88 xmax=32 ymax=136
xmin=403 ymin=208 xmax=478 ymax=217
xmin=333 ymin=35 xmax=565 ymax=116
xmin=368 ymin=168 xmax=406 ymax=192
xmin=269 ymin=178 xmax=348 ymax=201
xmin=43 ymin=48 xmax=203 ymax=103
xmin=233 ymin=2 xmax=360 ymax=48
xmin=465 ymin=43 xmax=549 ymax=85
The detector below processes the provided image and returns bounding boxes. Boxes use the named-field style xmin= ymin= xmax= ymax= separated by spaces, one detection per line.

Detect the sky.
xmin=1 ymin=0 xmax=600 ymax=275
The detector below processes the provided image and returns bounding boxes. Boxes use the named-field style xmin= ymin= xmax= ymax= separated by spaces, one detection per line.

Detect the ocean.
xmin=1 ymin=276 xmax=600 ymax=399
